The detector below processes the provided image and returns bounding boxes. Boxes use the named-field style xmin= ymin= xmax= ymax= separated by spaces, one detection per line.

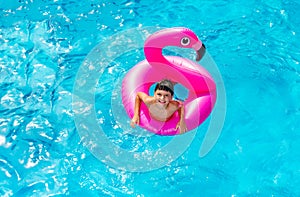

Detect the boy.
xmin=130 ymin=79 xmax=187 ymax=134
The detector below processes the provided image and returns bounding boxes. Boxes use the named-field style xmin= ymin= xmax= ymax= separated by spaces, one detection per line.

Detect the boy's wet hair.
xmin=154 ymin=79 xmax=174 ymax=96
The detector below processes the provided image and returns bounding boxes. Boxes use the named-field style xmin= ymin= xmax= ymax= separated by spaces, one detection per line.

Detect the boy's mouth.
xmin=158 ymin=100 xmax=166 ymax=104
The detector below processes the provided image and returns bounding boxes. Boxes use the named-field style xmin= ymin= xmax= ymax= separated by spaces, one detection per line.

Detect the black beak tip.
xmin=196 ymin=43 xmax=206 ymax=61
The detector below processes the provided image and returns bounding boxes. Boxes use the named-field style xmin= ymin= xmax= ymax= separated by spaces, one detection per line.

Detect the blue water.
xmin=1 ymin=0 xmax=300 ymax=196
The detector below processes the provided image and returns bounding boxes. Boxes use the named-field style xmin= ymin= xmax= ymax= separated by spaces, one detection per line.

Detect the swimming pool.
xmin=1 ymin=0 xmax=300 ymax=196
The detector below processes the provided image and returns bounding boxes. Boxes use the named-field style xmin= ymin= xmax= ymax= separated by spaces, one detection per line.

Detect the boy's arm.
xmin=134 ymin=92 xmax=152 ymax=113
xmin=130 ymin=92 xmax=152 ymax=128
xmin=176 ymin=102 xmax=188 ymax=134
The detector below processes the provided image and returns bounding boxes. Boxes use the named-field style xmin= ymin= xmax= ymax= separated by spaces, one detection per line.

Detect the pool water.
xmin=1 ymin=0 xmax=300 ymax=196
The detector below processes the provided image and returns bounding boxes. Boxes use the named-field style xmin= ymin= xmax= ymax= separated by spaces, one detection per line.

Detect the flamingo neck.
xmin=144 ymin=47 xmax=170 ymax=66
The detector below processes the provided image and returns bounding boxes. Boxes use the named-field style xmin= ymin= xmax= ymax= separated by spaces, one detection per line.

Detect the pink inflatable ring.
xmin=122 ymin=27 xmax=216 ymax=135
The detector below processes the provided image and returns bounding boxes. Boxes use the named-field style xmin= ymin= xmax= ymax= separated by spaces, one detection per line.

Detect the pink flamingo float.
xmin=122 ymin=27 xmax=216 ymax=135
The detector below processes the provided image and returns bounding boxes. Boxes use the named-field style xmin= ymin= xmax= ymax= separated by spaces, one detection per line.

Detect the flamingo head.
xmin=178 ymin=28 xmax=206 ymax=61
xmin=145 ymin=27 xmax=206 ymax=61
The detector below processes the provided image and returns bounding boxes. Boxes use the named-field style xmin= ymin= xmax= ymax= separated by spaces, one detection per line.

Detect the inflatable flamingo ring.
xmin=122 ymin=27 xmax=216 ymax=135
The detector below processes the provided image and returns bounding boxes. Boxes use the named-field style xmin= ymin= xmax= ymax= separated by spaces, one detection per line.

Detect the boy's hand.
xmin=176 ymin=120 xmax=188 ymax=134
xmin=130 ymin=115 xmax=140 ymax=128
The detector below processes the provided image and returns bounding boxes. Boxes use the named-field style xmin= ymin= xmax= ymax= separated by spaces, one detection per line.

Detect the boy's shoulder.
xmin=138 ymin=92 xmax=154 ymax=101
xmin=143 ymin=95 xmax=156 ymax=104
xmin=169 ymin=100 xmax=182 ymax=108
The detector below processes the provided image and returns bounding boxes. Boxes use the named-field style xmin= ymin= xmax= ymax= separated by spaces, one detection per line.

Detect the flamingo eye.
xmin=180 ymin=37 xmax=190 ymax=46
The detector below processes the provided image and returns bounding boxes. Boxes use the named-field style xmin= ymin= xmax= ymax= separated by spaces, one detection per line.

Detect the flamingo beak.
xmin=196 ymin=43 xmax=206 ymax=61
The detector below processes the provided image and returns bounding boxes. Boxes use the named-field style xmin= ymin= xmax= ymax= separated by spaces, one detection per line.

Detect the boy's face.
xmin=154 ymin=89 xmax=173 ymax=107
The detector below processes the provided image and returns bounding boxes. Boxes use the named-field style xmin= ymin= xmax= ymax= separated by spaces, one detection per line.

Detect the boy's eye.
xmin=157 ymin=93 xmax=162 ymax=96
